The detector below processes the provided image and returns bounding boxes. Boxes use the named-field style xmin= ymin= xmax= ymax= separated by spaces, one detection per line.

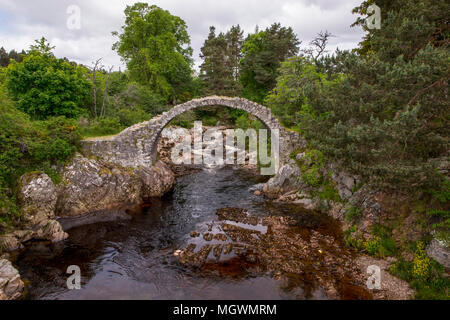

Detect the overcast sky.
xmin=0 ymin=0 xmax=365 ymax=71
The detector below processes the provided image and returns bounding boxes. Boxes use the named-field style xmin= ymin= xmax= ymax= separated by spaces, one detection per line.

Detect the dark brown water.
xmin=14 ymin=167 xmax=359 ymax=300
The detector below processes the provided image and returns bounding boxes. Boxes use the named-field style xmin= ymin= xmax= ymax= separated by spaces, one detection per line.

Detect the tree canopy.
xmin=240 ymin=23 xmax=300 ymax=103
xmin=5 ymin=38 xmax=91 ymax=119
xmin=266 ymin=0 xmax=449 ymax=189
xmin=112 ymin=3 xmax=194 ymax=104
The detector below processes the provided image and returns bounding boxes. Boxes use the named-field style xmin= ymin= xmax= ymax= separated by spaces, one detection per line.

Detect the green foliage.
xmin=363 ymin=225 xmax=398 ymax=257
xmin=5 ymin=38 xmax=91 ymax=119
xmin=421 ymin=177 xmax=450 ymax=242
xmin=0 ymin=47 xmax=25 ymax=67
xmin=112 ymin=2 xmax=193 ymax=103
xmin=296 ymin=149 xmax=327 ymax=188
xmin=390 ymin=242 xmax=450 ymax=300
xmin=266 ymin=0 xmax=449 ymax=190
xmin=266 ymin=56 xmax=341 ymax=128
xmin=79 ymin=117 xmax=123 ymax=138
xmin=240 ymin=23 xmax=300 ymax=103
xmin=319 ymin=181 xmax=342 ymax=203
xmin=343 ymin=225 xmax=365 ymax=250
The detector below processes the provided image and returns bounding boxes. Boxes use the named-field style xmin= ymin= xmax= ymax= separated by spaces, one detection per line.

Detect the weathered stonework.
xmin=81 ymin=96 xmax=304 ymax=172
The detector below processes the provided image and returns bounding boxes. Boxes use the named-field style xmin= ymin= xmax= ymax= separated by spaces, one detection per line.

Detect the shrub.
xmin=412 ymin=242 xmax=432 ymax=280
xmin=5 ymin=39 xmax=91 ymax=119
xmin=79 ymin=117 xmax=123 ymax=137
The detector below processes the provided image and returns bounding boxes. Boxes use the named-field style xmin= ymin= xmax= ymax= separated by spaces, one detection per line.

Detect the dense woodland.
xmin=0 ymin=0 xmax=449 ymax=298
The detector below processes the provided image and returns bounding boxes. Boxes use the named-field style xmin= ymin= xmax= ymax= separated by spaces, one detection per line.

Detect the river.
xmin=14 ymin=167 xmax=370 ymax=300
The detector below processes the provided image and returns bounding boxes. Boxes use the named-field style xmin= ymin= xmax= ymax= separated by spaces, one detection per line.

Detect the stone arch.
xmin=81 ymin=96 xmax=304 ymax=172
xmin=145 ymin=96 xmax=284 ymax=162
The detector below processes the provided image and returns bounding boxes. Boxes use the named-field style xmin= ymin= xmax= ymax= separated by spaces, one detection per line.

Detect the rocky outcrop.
xmin=262 ymin=160 xmax=304 ymax=199
xmin=18 ymin=172 xmax=68 ymax=242
xmin=0 ymin=154 xmax=175 ymax=253
xmin=0 ymin=259 xmax=24 ymax=300
xmin=57 ymin=154 xmax=143 ymax=217
xmin=329 ymin=164 xmax=359 ymax=201
xmin=0 ymin=173 xmax=68 ymax=253
xmin=426 ymin=238 xmax=450 ymax=270
xmin=57 ymin=154 xmax=175 ymax=217
xmin=136 ymin=161 xmax=176 ymax=199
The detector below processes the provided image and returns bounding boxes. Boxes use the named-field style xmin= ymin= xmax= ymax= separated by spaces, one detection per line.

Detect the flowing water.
xmin=14 ymin=167 xmax=367 ymax=300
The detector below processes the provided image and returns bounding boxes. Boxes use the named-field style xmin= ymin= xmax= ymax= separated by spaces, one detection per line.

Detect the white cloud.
xmin=0 ymin=0 xmax=365 ymax=71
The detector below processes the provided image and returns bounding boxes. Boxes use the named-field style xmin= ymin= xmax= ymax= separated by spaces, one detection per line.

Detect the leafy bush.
xmin=362 ymin=226 xmax=397 ymax=258
xmin=412 ymin=242 xmax=432 ymax=280
xmin=5 ymin=38 xmax=91 ymax=119
xmin=390 ymin=242 xmax=449 ymax=300
xmin=0 ymin=98 xmax=81 ymax=232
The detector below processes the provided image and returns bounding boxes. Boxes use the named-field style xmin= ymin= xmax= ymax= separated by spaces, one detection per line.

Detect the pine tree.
xmin=200 ymin=26 xmax=243 ymax=96
xmin=240 ymin=23 xmax=300 ymax=103
xmin=267 ymin=0 xmax=449 ymax=189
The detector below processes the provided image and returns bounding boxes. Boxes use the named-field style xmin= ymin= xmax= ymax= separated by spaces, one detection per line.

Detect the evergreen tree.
xmin=0 ymin=47 xmax=8 ymax=67
xmin=267 ymin=0 xmax=449 ymax=189
xmin=199 ymin=27 xmax=230 ymax=95
xmin=225 ymin=25 xmax=244 ymax=93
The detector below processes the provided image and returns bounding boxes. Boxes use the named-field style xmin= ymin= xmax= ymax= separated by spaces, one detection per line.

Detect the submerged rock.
xmin=176 ymin=207 xmax=373 ymax=299
xmin=0 ymin=259 xmax=24 ymax=300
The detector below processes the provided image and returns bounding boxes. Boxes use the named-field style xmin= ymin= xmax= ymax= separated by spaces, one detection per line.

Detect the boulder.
xmin=18 ymin=172 xmax=57 ymax=222
xmin=17 ymin=172 xmax=68 ymax=243
xmin=330 ymin=168 xmax=358 ymax=200
xmin=426 ymin=238 xmax=450 ymax=270
xmin=57 ymin=154 xmax=175 ymax=217
xmin=57 ymin=154 xmax=143 ymax=217
xmin=137 ymin=161 xmax=175 ymax=199
xmin=262 ymin=160 xmax=303 ymax=199
xmin=0 ymin=259 xmax=24 ymax=300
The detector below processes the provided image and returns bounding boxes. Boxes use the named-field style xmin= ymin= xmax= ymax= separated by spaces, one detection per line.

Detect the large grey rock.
xmin=57 ymin=154 xmax=175 ymax=217
xmin=17 ymin=172 xmax=67 ymax=243
xmin=137 ymin=161 xmax=175 ymax=199
xmin=426 ymin=238 xmax=450 ymax=269
xmin=330 ymin=167 xmax=358 ymax=200
xmin=262 ymin=160 xmax=304 ymax=199
xmin=0 ymin=259 xmax=24 ymax=300
xmin=18 ymin=172 xmax=57 ymax=221
xmin=57 ymin=154 xmax=144 ymax=217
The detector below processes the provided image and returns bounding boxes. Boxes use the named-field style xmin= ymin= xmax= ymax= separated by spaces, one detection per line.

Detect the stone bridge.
xmin=81 ymin=96 xmax=304 ymax=173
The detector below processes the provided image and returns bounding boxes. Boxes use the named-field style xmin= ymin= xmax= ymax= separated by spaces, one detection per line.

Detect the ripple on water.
xmin=14 ymin=167 xmax=370 ymax=300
